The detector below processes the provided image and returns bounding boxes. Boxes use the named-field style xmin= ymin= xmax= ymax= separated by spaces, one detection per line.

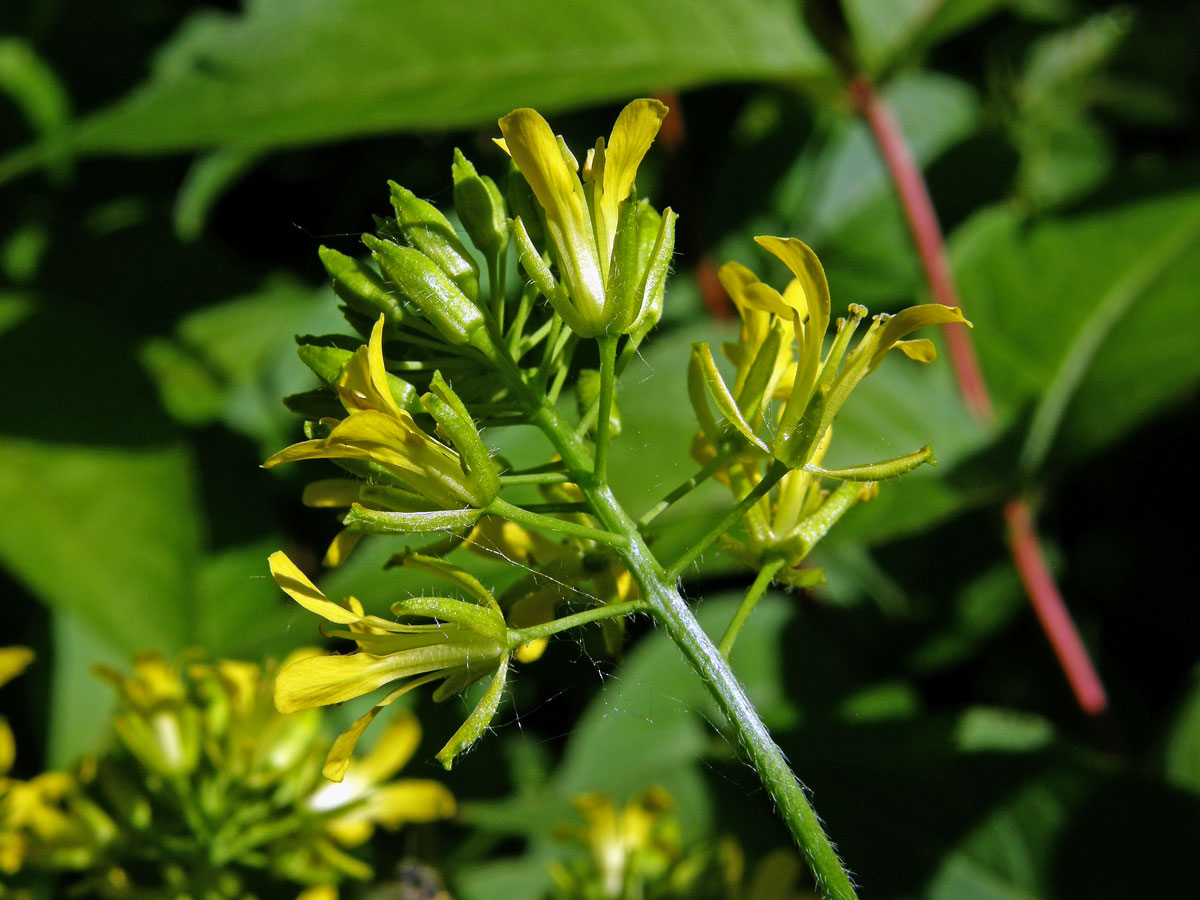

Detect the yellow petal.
xmin=302 ymin=479 xmax=363 ymax=507
xmin=323 ymin=529 xmax=364 ymax=568
xmin=593 ymin=99 xmax=668 ymax=264
xmin=274 ymin=643 xmax=492 ymax=713
xmin=296 ymin=887 xmax=337 ymax=900
xmin=268 ymin=551 xmax=361 ymax=625
xmin=363 ymin=779 xmax=456 ymax=827
xmin=498 ymin=108 xmax=605 ymax=324
xmin=514 ymin=639 xmax=548 ymax=663
xmin=0 ymin=718 xmax=15 ymax=776
xmin=0 ymin=647 xmax=34 ymax=689
xmin=321 ymin=677 xmax=439 ymax=782
xmin=867 ymin=304 xmax=971 ymax=372
xmin=754 ymin=235 xmax=830 ymax=327
xmin=895 ymin=338 xmax=937 ymax=363
xmin=354 ymin=709 xmax=421 ymax=784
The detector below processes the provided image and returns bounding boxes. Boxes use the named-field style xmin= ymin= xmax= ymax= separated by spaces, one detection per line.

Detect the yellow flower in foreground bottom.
xmin=308 ymin=710 xmax=455 ymax=846
xmin=269 ymin=551 xmax=510 ymax=772
xmin=0 ymin=647 xmax=34 ymax=778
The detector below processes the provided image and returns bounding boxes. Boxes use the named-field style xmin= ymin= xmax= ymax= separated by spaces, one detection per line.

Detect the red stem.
xmin=849 ymin=74 xmax=1112 ymax=725
xmin=848 ymin=76 xmax=991 ymax=421
xmin=1004 ymin=499 xmax=1109 ymax=715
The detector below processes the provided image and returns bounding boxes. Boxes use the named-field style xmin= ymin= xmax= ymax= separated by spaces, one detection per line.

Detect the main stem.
xmin=488 ymin=346 xmax=858 ymax=900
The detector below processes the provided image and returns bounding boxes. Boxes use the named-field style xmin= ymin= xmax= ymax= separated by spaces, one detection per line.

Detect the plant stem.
xmin=485 ymin=344 xmax=858 ymax=897
xmin=487 ymin=497 xmax=627 ymax=547
xmin=1004 ymin=498 xmax=1109 ymax=716
xmin=637 ymin=450 xmax=735 ymax=528
xmin=665 ymin=460 xmax=788 ymax=582
xmin=718 ymin=556 xmax=787 ymax=659
xmin=506 ymin=600 xmax=650 ymax=647
xmin=848 ymin=75 xmax=990 ymax=422
xmin=498 ymin=472 xmax=573 ymax=486
xmin=850 ymin=72 xmax=1113 ymax=731
xmin=594 ymin=335 xmax=619 ymax=484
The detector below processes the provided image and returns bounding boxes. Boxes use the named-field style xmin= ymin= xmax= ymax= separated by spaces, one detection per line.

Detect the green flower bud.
xmin=363 ymin=234 xmax=492 ymax=352
xmin=388 ymin=181 xmax=481 ymax=301
xmin=452 ymin=148 xmax=509 ymax=264
xmin=317 ymin=245 xmax=407 ymax=327
xmin=294 ymin=339 xmax=417 ymax=411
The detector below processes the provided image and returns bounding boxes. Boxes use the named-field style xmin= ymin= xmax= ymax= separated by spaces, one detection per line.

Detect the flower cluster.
xmin=1 ymin=652 xmax=452 ymax=896
xmin=691 ymin=237 xmax=970 ymax=581
xmin=549 ymin=788 xmax=739 ymax=900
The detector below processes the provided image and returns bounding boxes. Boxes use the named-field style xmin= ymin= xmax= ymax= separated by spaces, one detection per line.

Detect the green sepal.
xmin=452 ymin=148 xmax=509 ymax=264
xmin=605 ymin=197 xmax=643 ymax=333
xmin=735 ymin=320 xmax=786 ymax=425
xmin=296 ymin=343 xmax=353 ymax=385
xmin=629 ymin=207 xmax=676 ymax=339
xmin=576 ymin=369 xmax=621 ymax=438
xmin=509 ymin=216 xmax=563 ymax=304
xmin=776 ymin=565 xmax=826 ymax=590
xmin=805 ymin=445 xmax=935 ymax=482
xmin=399 ymin=550 xmax=500 ymax=613
xmin=388 ymin=181 xmax=481 ymax=301
xmin=390 ymin=596 xmax=507 ymax=644
xmin=775 ymin=385 xmax=829 ymax=468
xmin=358 ymin=483 xmax=440 ymax=511
xmin=436 ymin=655 xmax=509 ymax=770
xmin=421 ymin=372 xmax=499 ymax=503
xmin=687 ymin=343 xmax=723 ymax=448
xmin=691 ymin=342 xmax=770 ymax=453
xmin=364 ymin=234 xmax=487 ymax=348
xmin=317 ymin=245 xmax=406 ymax=327
xmin=343 ymin=504 xmax=483 ymax=534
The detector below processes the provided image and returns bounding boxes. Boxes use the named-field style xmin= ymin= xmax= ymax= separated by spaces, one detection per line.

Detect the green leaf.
xmin=141 ymin=278 xmax=344 ymax=448
xmin=0 ymin=437 xmax=199 ymax=654
xmin=22 ymin=0 xmax=828 ymax=163
xmin=45 ymin=610 xmax=126 ymax=766
xmin=949 ymin=191 xmax=1200 ymax=471
xmin=0 ymin=37 xmax=71 ymax=181
xmin=173 ymin=147 xmax=263 ymax=241
xmin=840 ymin=0 xmax=1009 ymax=77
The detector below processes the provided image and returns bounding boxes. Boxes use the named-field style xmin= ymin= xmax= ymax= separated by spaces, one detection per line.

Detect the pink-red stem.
xmin=849 ymin=74 xmax=1112 ymax=725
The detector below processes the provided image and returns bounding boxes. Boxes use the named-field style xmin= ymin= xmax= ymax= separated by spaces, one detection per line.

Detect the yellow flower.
xmin=269 ymin=551 xmax=510 ymax=772
xmin=264 ymin=315 xmax=498 ymax=512
xmin=498 ymin=99 xmax=675 ymax=337
xmin=0 ymin=647 xmax=34 ymax=779
xmin=306 ymin=710 xmax=455 ymax=847
xmin=95 ymin=654 xmax=201 ymax=777
xmin=695 ymin=236 xmax=970 ymax=468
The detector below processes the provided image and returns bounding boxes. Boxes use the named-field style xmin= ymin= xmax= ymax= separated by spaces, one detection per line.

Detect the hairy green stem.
xmin=498 ymin=472 xmax=573 ymax=486
xmin=483 ymin=341 xmax=858 ymax=899
xmin=506 ymin=600 xmax=650 ymax=648
xmin=718 ymin=556 xmax=787 ymax=659
xmin=487 ymin=497 xmax=626 ymax=547
xmin=594 ymin=334 xmax=619 ymax=483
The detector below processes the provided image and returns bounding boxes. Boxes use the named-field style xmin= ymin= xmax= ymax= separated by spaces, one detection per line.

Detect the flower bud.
xmin=317 ymin=245 xmax=407 ymax=327
xmin=363 ymin=234 xmax=491 ymax=352
xmin=388 ymin=182 xmax=480 ymax=301
xmin=452 ymin=149 xmax=509 ymax=264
